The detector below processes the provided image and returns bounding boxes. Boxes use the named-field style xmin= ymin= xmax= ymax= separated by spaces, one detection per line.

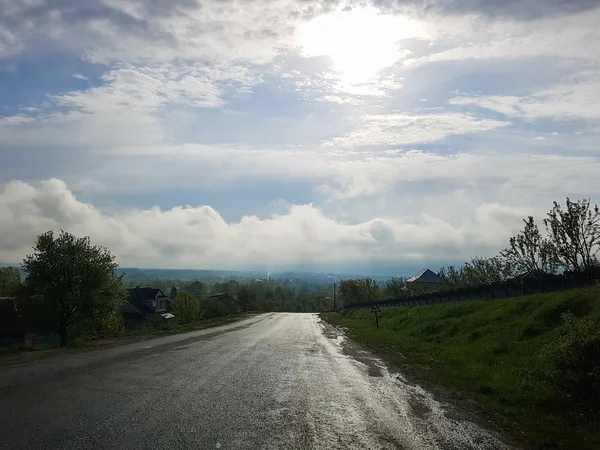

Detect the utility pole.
xmin=333 ymin=282 xmax=337 ymax=312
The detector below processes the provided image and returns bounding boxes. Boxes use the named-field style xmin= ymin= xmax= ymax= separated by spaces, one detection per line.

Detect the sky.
xmin=1 ymin=0 xmax=600 ymax=276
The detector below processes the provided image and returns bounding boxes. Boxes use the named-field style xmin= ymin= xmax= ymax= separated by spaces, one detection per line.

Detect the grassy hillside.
xmin=322 ymin=288 xmax=600 ymax=449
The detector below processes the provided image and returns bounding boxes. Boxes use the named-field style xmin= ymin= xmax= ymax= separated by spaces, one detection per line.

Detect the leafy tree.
xmin=0 ymin=266 xmax=21 ymax=296
xmin=339 ymin=279 xmax=362 ymax=306
xmin=544 ymin=198 xmax=600 ymax=273
xmin=21 ymin=230 xmax=125 ymax=347
xmin=172 ymin=291 xmax=201 ymax=324
xmin=186 ymin=280 xmax=205 ymax=296
xmin=237 ymin=287 xmax=256 ymax=312
xmin=500 ymin=216 xmax=556 ymax=276
xmin=384 ymin=277 xmax=407 ymax=299
xmin=211 ymin=280 xmax=241 ymax=295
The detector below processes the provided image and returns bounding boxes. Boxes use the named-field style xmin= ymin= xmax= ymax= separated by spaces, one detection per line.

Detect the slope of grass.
xmin=321 ymin=288 xmax=600 ymax=449
xmin=0 ymin=314 xmax=254 ymax=366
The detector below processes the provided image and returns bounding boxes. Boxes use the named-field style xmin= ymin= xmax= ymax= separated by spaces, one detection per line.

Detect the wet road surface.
xmin=0 ymin=313 xmax=511 ymax=449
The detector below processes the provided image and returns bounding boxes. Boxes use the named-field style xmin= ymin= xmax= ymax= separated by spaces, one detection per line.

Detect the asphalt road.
xmin=0 ymin=313 xmax=511 ymax=450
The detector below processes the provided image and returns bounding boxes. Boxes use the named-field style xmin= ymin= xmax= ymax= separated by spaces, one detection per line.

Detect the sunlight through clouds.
xmin=1 ymin=0 xmax=600 ymax=271
xmin=297 ymin=5 xmax=426 ymax=92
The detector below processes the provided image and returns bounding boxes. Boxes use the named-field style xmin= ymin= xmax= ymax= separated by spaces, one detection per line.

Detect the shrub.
xmin=542 ymin=313 xmax=600 ymax=408
xmin=101 ymin=313 xmax=125 ymax=333
xmin=149 ymin=314 xmax=169 ymax=330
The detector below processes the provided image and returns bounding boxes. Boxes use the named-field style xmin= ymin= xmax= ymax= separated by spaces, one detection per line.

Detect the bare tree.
xmin=501 ymin=216 xmax=556 ymax=276
xmin=464 ymin=256 xmax=517 ymax=285
xmin=544 ymin=198 xmax=600 ymax=272
xmin=339 ymin=278 xmax=381 ymax=305
xmin=438 ymin=265 xmax=465 ymax=290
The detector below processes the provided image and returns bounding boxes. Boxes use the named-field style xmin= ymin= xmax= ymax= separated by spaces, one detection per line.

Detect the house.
xmin=206 ymin=292 xmax=241 ymax=316
xmin=120 ymin=287 xmax=171 ymax=328
xmin=407 ymin=269 xmax=442 ymax=284
xmin=0 ymin=297 xmax=60 ymax=349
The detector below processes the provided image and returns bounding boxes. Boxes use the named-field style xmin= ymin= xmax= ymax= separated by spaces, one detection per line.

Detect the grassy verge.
xmin=72 ymin=313 xmax=253 ymax=346
xmin=0 ymin=313 xmax=254 ymax=365
xmin=321 ymin=288 xmax=600 ymax=450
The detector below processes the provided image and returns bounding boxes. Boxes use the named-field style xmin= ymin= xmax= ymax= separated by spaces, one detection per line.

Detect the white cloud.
xmin=450 ymin=78 xmax=600 ymax=121
xmin=73 ymin=73 xmax=89 ymax=81
xmin=409 ymin=7 xmax=600 ymax=66
xmin=0 ymin=0 xmax=341 ymax=65
xmin=57 ymin=64 xmax=258 ymax=112
xmin=0 ymin=178 xmax=534 ymax=270
xmin=0 ymin=63 xmax=261 ymax=149
xmin=326 ymin=113 xmax=508 ymax=147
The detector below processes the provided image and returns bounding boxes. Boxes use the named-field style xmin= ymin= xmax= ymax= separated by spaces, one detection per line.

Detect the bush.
xmin=101 ymin=313 xmax=125 ymax=332
xmin=149 ymin=314 xmax=169 ymax=330
xmin=542 ymin=314 xmax=600 ymax=408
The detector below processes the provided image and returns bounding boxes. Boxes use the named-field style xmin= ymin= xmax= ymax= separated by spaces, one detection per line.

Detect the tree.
xmin=237 ymin=287 xmax=256 ymax=312
xmin=357 ymin=278 xmax=381 ymax=304
xmin=544 ymin=198 xmax=600 ymax=273
xmin=438 ymin=265 xmax=465 ymax=290
xmin=338 ymin=278 xmax=380 ymax=305
xmin=0 ymin=267 xmax=21 ymax=296
xmin=501 ymin=217 xmax=556 ymax=277
xmin=384 ymin=277 xmax=407 ymax=299
xmin=21 ymin=230 xmax=125 ymax=347
xmin=172 ymin=291 xmax=201 ymax=324
xmin=186 ymin=280 xmax=205 ymax=296
xmin=339 ymin=279 xmax=362 ymax=306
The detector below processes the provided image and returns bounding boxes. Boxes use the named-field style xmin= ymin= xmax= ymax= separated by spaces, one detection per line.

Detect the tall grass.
xmin=322 ymin=287 xmax=600 ymax=449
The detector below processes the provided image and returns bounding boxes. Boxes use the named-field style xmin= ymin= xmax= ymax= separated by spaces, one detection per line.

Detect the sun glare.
xmin=298 ymin=6 xmax=426 ymax=89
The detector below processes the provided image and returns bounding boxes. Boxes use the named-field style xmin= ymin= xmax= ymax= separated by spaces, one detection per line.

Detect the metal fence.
xmin=340 ymin=272 xmax=598 ymax=312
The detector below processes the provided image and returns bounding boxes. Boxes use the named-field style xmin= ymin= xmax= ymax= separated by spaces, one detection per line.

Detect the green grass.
xmin=69 ymin=313 xmax=253 ymax=347
xmin=321 ymin=288 xmax=600 ymax=450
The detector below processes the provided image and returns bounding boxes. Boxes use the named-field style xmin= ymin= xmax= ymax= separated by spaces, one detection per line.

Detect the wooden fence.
xmin=339 ymin=272 xmax=598 ymax=312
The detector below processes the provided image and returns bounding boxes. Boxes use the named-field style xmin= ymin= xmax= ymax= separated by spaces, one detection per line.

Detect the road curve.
xmin=0 ymin=313 xmax=511 ymax=449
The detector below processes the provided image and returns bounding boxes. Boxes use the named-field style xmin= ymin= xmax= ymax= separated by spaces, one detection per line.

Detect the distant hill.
xmin=2 ymin=263 xmax=403 ymax=284
xmin=117 ymin=267 xmax=399 ymax=284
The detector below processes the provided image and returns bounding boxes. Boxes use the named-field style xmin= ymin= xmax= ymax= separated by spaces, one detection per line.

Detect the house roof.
xmin=209 ymin=292 xmax=239 ymax=303
xmin=127 ymin=287 xmax=168 ymax=301
xmin=124 ymin=287 xmax=168 ymax=316
xmin=407 ymin=269 xmax=441 ymax=283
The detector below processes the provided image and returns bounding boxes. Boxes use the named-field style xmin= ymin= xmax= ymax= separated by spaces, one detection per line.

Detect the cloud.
xmin=0 ymin=0 xmax=339 ymax=65
xmin=450 ymin=78 xmax=600 ymax=121
xmin=380 ymin=0 xmax=600 ymax=21
xmin=0 ymin=63 xmax=261 ymax=149
xmin=325 ymin=113 xmax=508 ymax=147
xmin=73 ymin=73 xmax=89 ymax=81
xmin=0 ymin=178 xmax=533 ymax=271
xmin=408 ymin=7 xmax=600 ymax=66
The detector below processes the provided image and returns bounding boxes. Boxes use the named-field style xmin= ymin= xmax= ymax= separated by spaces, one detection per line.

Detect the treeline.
xmin=0 ymin=230 xmax=336 ymax=346
xmin=339 ymin=198 xmax=600 ymax=306
xmin=139 ymin=278 xmax=335 ymax=316
xmin=438 ymin=197 xmax=600 ymax=288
